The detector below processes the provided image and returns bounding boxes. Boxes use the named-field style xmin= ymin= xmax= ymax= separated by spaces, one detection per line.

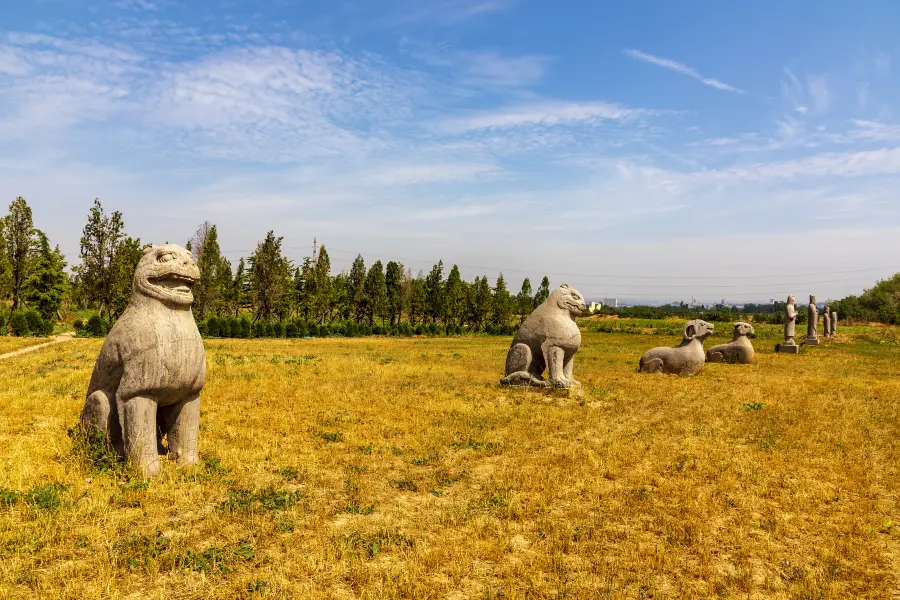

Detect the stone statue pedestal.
xmin=776 ymin=342 xmax=799 ymax=354
xmin=804 ymin=338 xmax=820 ymax=346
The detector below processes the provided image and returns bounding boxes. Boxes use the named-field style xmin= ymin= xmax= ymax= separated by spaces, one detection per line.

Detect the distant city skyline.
xmin=2 ymin=0 xmax=899 ymax=301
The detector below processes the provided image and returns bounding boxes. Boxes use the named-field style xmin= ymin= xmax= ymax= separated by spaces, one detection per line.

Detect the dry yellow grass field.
xmin=0 ymin=323 xmax=898 ymax=599
xmin=0 ymin=337 xmax=49 ymax=355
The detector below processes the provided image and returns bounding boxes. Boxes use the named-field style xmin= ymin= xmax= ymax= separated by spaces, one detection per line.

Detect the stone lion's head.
xmin=553 ymin=284 xmax=587 ymax=316
xmin=733 ymin=321 xmax=755 ymax=338
xmin=683 ymin=319 xmax=714 ymax=342
xmin=133 ymin=244 xmax=201 ymax=307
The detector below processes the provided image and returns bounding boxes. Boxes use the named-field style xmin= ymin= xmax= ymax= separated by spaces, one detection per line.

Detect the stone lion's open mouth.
xmin=148 ymin=273 xmax=198 ymax=296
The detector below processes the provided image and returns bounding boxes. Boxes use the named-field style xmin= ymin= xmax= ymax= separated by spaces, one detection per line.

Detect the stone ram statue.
xmin=639 ymin=319 xmax=714 ymax=376
xmin=706 ymin=322 xmax=755 ymax=364
xmin=500 ymin=284 xmax=586 ymax=389
xmin=80 ymin=244 xmax=206 ymax=478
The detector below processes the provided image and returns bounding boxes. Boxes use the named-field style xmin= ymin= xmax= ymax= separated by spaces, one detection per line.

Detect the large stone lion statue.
xmin=80 ymin=244 xmax=206 ymax=477
xmin=500 ymin=284 xmax=586 ymax=389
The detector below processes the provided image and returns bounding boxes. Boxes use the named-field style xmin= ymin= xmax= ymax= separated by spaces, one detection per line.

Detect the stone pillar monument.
xmin=832 ymin=310 xmax=838 ymax=335
xmin=776 ymin=295 xmax=799 ymax=353
xmin=805 ymin=295 xmax=819 ymax=345
xmin=823 ymin=304 xmax=832 ymax=338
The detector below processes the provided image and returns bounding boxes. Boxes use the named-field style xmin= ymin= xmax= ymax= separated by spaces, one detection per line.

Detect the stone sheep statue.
xmin=500 ymin=284 xmax=586 ymax=389
xmin=639 ymin=319 xmax=714 ymax=376
xmin=80 ymin=244 xmax=206 ymax=478
xmin=706 ymin=322 xmax=755 ymax=364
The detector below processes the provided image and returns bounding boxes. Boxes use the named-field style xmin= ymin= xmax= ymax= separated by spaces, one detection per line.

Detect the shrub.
xmin=73 ymin=318 xmax=84 ymax=331
xmin=296 ymin=323 xmax=308 ymax=338
xmin=219 ymin=318 xmax=231 ymax=338
xmin=240 ymin=318 xmax=251 ymax=338
xmin=263 ymin=323 xmax=274 ymax=337
xmin=272 ymin=322 xmax=284 ymax=338
xmin=454 ymin=324 xmax=463 ymax=335
xmin=285 ymin=323 xmax=297 ymax=338
xmin=414 ymin=325 xmax=423 ymax=335
xmin=85 ymin=315 xmax=108 ymax=338
xmin=206 ymin=317 xmax=220 ymax=337
xmin=9 ymin=311 xmax=29 ymax=336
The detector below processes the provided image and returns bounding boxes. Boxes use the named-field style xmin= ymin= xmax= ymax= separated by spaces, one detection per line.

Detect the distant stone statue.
xmin=706 ymin=322 xmax=755 ymax=364
xmin=806 ymin=295 xmax=819 ymax=345
xmin=80 ymin=244 xmax=206 ymax=478
xmin=823 ymin=304 xmax=832 ymax=338
xmin=832 ymin=310 xmax=838 ymax=335
xmin=639 ymin=319 xmax=714 ymax=376
xmin=500 ymin=284 xmax=586 ymax=389
xmin=777 ymin=295 xmax=798 ymax=353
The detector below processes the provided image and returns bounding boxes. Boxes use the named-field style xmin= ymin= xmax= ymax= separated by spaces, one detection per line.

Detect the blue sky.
xmin=2 ymin=0 xmax=900 ymax=303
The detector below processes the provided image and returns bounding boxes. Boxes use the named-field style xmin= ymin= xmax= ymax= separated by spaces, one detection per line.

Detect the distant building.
xmin=603 ymin=297 xmax=618 ymax=308
xmin=588 ymin=302 xmax=602 ymax=313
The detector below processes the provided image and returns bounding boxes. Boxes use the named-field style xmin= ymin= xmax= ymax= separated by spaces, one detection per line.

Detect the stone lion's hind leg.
xmin=706 ymin=351 xmax=724 ymax=363
xmin=501 ymin=343 xmax=545 ymax=387
xmin=163 ymin=394 xmax=200 ymax=465
xmin=118 ymin=396 xmax=161 ymax=478
xmin=639 ymin=357 xmax=664 ymax=373
xmin=81 ymin=390 xmax=124 ymax=457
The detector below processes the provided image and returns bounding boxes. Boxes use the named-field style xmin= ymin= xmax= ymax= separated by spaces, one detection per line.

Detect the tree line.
xmin=0 ymin=197 xmax=554 ymax=336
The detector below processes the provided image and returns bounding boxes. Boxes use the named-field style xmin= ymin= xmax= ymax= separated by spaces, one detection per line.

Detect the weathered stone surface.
xmin=500 ymin=284 xmax=586 ymax=389
xmin=639 ymin=319 xmax=714 ymax=376
xmin=806 ymin=295 xmax=819 ymax=343
xmin=832 ymin=311 xmax=838 ymax=335
xmin=784 ymin=295 xmax=797 ymax=345
xmin=823 ymin=305 xmax=832 ymax=338
xmin=80 ymin=244 xmax=206 ymax=478
xmin=775 ymin=343 xmax=799 ymax=354
xmin=706 ymin=322 xmax=755 ymax=364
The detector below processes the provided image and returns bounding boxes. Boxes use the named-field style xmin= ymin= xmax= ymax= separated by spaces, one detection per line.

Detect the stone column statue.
xmin=805 ymin=295 xmax=819 ymax=345
xmin=832 ymin=310 xmax=838 ymax=335
xmin=823 ymin=304 xmax=831 ymax=338
xmin=777 ymin=295 xmax=799 ymax=353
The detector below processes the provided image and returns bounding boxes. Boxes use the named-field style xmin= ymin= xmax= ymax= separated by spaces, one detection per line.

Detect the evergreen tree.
xmin=362 ymin=260 xmax=387 ymax=326
xmin=444 ymin=264 xmax=463 ymax=325
xmin=23 ymin=231 xmax=68 ymax=320
xmin=408 ymin=274 xmax=426 ymax=326
xmin=4 ymin=197 xmax=37 ymax=310
xmin=292 ymin=264 xmax=308 ymax=320
xmin=491 ymin=273 xmax=512 ymax=326
xmin=76 ymin=199 xmax=126 ymax=318
xmin=329 ymin=273 xmax=349 ymax=323
xmin=385 ymin=261 xmax=403 ymax=326
xmin=109 ymin=236 xmax=143 ymax=319
xmin=191 ymin=223 xmax=230 ymax=318
xmin=231 ymin=257 xmax=248 ymax=317
xmin=309 ymin=245 xmax=331 ymax=323
xmin=0 ymin=221 xmax=11 ymax=302
xmin=424 ymin=260 xmax=444 ymax=324
xmin=348 ymin=254 xmax=367 ymax=323
xmin=473 ymin=276 xmax=492 ymax=328
xmin=515 ymin=277 xmax=534 ymax=322
xmin=248 ymin=231 xmax=292 ymax=322
xmin=534 ymin=276 xmax=551 ymax=307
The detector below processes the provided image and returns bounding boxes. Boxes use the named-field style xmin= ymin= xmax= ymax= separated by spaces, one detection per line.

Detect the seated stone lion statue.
xmin=639 ymin=319 xmax=714 ymax=376
xmin=706 ymin=322 xmax=755 ymax=364
xmin=80 ymin=244 xmax=206 ymax=478
xmin=500 ymin=284 xmax=586 ymax=388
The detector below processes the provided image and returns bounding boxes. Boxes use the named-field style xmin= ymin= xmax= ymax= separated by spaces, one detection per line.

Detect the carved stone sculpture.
xmin=639 ymin=319 xmax=714 ymax=376
xmin=500 ymin=284 xmax=586 ymax=388
xmin=823 ymin=305 xmax=832 ymax=338
xmin=832 ymin=311 xmax=838 ymax=335
xmin=776 ymin=295 xmax=799 ymax=353
xmin=80 ymin=244 xmax=205 ymax=477
xmin=706 ymin=322 xmax=755 ymax=364
xmin=806 ymin=295 xmax=819 ymax=345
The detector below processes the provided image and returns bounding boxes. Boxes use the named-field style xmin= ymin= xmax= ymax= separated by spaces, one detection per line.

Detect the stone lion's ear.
xmin=142 ymin=245 xmax=156 ymax=256
xmin=560 ymin=284 xmax=569 ymax=289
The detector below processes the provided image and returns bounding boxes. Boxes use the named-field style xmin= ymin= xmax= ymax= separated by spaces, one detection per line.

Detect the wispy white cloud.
xmin=360 ymin=162 xmax=500 ymax=185
xmin=439 ymin=100 xmax=651 ymax=133
xmin=387 ymin=0 xmax=512 ymax=26
xmin=622 ymin=48 xmax=743 ymax=93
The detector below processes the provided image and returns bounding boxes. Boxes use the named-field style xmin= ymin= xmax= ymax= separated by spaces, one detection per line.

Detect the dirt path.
xmin=0 ymin=332 xmax=76 ymax=361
